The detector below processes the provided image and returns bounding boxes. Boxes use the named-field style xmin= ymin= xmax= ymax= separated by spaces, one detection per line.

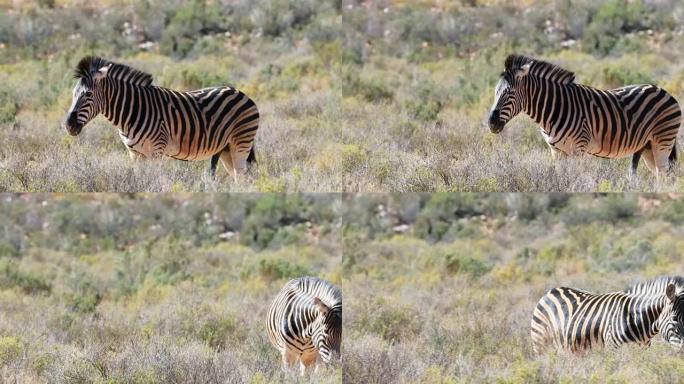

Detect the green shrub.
xmin=0 ymin=336 xmax=23 ymax=365
xmin=583 ymin=0 xmax=649 ymax=55
xmin=413 ymin=194 xmax=485 ymax=242
xmin=354 ymin=298 xmax=422 ymax=344
xmin=253 ymin=258 xmax=310 ymax=282
xmin=661 ymin=198 xmax=684 ymax=224
xmin=403 ymin=81 xmax=445 ymax=122
xmin=444 ymin=252 xmax=490 ymax=278
xmin=198 ymin=315 xmax=238 ymax=351
xmin=160 ymin=0 xmax=224 ymax=58
xmin=601 ymin=65 xmax=654 ymax=88
xmin=65 ymin=275 xmax=102 ymax=314
xmin=0 ymin=260 xmax=51 ymax=295
xmin=340 ymin=67 xmax=394 ymax=102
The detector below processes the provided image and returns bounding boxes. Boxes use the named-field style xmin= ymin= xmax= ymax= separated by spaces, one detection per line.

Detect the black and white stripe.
xmin=489 ymin=54 xmax=681 ymax=178
xmin=65 ymin=56 xmax=259 ymax=179
xmin=531 ymin=276 xmax=684 ymax=354
xmin=267 ymin=277 xmax=342 ymax=375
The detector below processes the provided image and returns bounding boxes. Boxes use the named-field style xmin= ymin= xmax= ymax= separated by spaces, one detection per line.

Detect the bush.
xmin=160 ymin=0 xmax=225 ymax=58
xmin=444 ymin=252 xmax=490 ymax=278
xmin=340 ymin=67 xmax=394 ymax=103
xmin=198 ymin=315 xmax=238 ymax=351
xmin=355 ymin=298 xmax=422 ymax=343
xmin=0 ymin=336 xmax=23 ymax=365
xmin=582 ymin=0 xmax=650 ymax=55
xmin=253 ymin=258 xmax=311 ymax=282
xmin=0 ymin=260 xmax=51 ymax=295
xmin=601 ymin=65 xmax=654 ymax=88
xmin=413 ymin=194 xmax=485 ymax=242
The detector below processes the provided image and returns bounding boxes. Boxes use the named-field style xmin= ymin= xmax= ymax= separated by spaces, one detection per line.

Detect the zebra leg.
xmin=653 ymin=147 xmax=673 ymax=183
xmin=127 ymin=149 xmax=147 ymax=160
xmin=218 ymin=150 xmax=235 ymax=181
xmin=641 ymin=147 xmax=656 ymax=175
xmin=296 ymin=352 xmax=319 ymax=376
xmin=630 ymin=149 xmax=643 ymax=178
xmin=230 ymin=148 xmax=250 ymax=176
xmin=210 ymin=153 xmax=220 ymax=180
xmin=281 ymin=350 xmax=297 ymax=372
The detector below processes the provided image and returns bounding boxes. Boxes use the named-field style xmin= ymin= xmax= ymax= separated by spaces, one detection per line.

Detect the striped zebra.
xmin=531 ymin=276 xmax=684 ymax=354
xmin=267 ymin=277 xmax=342 ymax=375
xmin=65 ymin=56 xmax=259 ymax=180
xmin=488 ymin=54 xmax=681 ymax=178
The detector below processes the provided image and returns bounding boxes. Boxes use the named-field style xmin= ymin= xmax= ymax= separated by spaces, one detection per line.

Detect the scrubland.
xmin=2 ymin=1 xmax=684 ymax=191
xmin=342 ymin=193 xmax=684 ymax=383
xmin=0 ymin=194 xmax=342 ymax=383
xmin=5 ymin=193 xmax=684 ymax=382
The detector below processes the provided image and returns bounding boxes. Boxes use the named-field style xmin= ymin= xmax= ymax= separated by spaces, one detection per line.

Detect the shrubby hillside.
xmin=0 ymin=194 xmax=342 ymax=383
xmin=342 ymin=193 xmax=684 ymax=383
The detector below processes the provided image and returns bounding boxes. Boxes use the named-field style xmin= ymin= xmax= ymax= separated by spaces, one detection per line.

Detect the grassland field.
xmin=342 ymin=193 xmax=684 ymax=383
xmin=2 ymin=1 xmax=684 ymax=192
xmin=0 ymin=194 xmax=342 ymax=383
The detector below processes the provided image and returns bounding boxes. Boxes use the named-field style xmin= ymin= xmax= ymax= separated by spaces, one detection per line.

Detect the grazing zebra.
xmin=64 ymin=56 xmax=259 ymax=180
xmin=488 ymin=54 xmax=681 ymax=178
xmin=267 ymin=277 xmax=342 ymax=375
xmin=531 ymin=277 xmax=684 ymax=354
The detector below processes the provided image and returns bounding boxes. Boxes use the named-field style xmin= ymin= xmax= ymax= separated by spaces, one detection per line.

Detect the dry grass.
xmin=342 ymin=194 xmax=684 ymax=383
xmin=0 ymin=195 xmax=342 ymax=383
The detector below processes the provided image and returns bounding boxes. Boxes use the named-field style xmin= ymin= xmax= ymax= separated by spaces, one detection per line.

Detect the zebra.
xmin=488 ymin=54 xmax=681 ymax=179
xmin=64 ymin=56 xmax=259 ymax=180
xmin=267 ymin=277 xmax=342 ymax=375
xmin=625 ymin=275 xmax=684 ymax=297
xmin=531 ymin=276 xmax=684 ymax=354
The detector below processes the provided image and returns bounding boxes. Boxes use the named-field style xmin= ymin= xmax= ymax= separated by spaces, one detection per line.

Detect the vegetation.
xmin=0 ymin=194 xmax=341 ymax=383
xmin=342 ymin=193 xmax=684 ymax=383
xmin=0 ymin=1 xmax=683 ymax=191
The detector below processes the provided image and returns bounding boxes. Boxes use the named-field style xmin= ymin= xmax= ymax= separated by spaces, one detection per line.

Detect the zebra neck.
xmin=628 ymin=295 xmax=669 ymax=342
xmin=522 ymin=78 xmax=576 ymax=135
xmin=101 ymin=79 xmax=155 ymax=137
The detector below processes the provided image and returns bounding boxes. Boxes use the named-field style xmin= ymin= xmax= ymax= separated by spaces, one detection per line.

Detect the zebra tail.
xmin=247 ymin=146 xmax=257 ymax=164
xmin=669 ymin=140 xmax=677 ymax=164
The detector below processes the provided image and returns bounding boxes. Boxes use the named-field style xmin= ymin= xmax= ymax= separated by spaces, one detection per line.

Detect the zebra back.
xmin=531 ymin=283 xmax=672 ymax=353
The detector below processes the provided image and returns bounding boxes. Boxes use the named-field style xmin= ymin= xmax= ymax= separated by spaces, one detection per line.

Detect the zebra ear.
xmin=313 ymin=298 xmax=330 ymax=316
xmin=93 ymin=63 xmax=112 ymax=80
xmin=516 ymin=62 xmax=531 ymax=78
xmin=667 ymin=283 xmax=677 ymax=301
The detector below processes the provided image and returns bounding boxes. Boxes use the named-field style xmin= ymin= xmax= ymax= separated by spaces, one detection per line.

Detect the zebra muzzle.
xmin=488 ymin=110 xmax=504 ymax=133
xmin=65 ymin=116 xmax=83 ymax=136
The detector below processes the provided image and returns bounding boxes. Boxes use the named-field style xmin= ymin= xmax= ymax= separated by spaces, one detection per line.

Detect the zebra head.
xmin=311 ymin=297 xmax=342 ymax=364
xmin=65 ymin=57 xmax=112 ymax=136
xmin=661 ymin=283 xmax=684 ymax=351
xmin=488 ymin=55 xmax=533 ymax=133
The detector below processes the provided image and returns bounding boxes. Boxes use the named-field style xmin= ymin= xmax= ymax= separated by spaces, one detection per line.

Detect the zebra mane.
xmin=625 ymin=276 xmax=684 ymax=296
xmin=74 ymin=56 xmax=154 ymax=87
xmin=505 ymin=54 xmax=575 ymax=85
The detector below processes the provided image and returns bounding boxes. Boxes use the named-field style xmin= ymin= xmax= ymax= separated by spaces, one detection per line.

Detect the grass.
xmin=0 ymin=194 xmax=342 ymax=383
xmin=342 ymin=193 xmax=684 ymax=383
